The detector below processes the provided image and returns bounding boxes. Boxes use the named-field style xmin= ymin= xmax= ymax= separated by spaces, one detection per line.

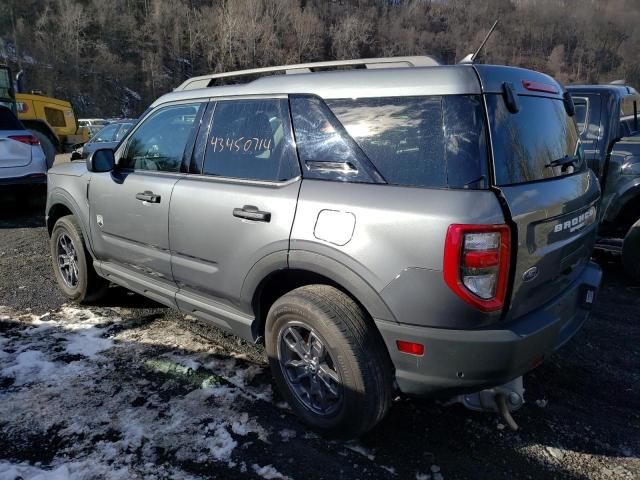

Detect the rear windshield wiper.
xmin=546 ymin=154 xmax=580 ymax=170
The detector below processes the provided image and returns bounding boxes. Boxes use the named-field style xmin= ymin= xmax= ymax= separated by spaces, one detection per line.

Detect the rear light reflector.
xmin=443 ymin=224 xmax=511 ymax=312
xmin=522 ymin=80 xmax=559 ymax=94
xmin=8 ymin=134 xmax=40 ymax=146
xmin=396 ymin=340 xmax=424 ymax=356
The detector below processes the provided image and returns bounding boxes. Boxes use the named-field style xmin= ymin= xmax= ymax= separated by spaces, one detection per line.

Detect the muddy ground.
xmin=0 ymin=195 xmax=638 ymax=480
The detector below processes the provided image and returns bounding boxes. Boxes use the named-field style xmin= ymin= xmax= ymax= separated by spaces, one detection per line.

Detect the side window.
xmin=290 ymin=95 xmax=382 ymax=183
xmin=119 ymin=103 xmax=203 ymax=172
xmin=572 ymin=97 xmax=589 ymax=135
xmin=114 ymin=123 xmax=133 ymax=142
xmin=93 ymin=124 xmax=119 ymax=143
xmin=202 ymin=99 xmax=298 ymax=181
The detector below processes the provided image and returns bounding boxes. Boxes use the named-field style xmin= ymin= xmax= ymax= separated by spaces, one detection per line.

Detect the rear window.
xmin=291 ymin=95 xmax=489 ymax=189
xmin=487 ymin=95 xmax=583 ymax=186
xmin=0 ymin=106 xmax=24 ymax=130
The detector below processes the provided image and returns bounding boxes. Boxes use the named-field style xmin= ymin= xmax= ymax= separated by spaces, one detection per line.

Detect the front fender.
xmin=46 ymin=187 xmax=94 ymax=257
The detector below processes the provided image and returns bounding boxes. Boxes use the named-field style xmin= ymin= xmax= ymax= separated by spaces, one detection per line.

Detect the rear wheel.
xmin=622 ymin=218 xmax=640 ymax=283
xmin=265 ymin=285 xmax=393 ymax=438
xmin=50 ymin=215 xmax=107 ymax=302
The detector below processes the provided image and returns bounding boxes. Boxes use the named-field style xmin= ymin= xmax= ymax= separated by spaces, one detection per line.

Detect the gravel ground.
xmin=0 ymin=195 xmax=638 ymax=480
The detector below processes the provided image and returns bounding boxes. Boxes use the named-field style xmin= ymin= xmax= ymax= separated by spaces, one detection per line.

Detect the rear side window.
xmin=487 ymin=95 xmax=583 ymax=186
xmin=202 ymin=99 xmax=298 ymax=182
xmin=0 ymin=106 xmax=24 ymax=130
xmin=292 ymin=95 xmax=488 ymax=189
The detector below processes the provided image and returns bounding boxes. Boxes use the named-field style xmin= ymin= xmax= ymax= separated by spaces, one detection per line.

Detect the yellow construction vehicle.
xmin=1 ymin=65 xmax=89 ymax=167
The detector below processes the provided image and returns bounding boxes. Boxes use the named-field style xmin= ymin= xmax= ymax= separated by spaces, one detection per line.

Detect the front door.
xmin=89 ymin=101 xmax=205 ymax=305
xmin=169 ymin=97 xmax=301 ymax=323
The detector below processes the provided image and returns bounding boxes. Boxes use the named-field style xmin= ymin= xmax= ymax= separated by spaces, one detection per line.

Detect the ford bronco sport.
xmin=46 ymin=56 xmax=602 ymax=438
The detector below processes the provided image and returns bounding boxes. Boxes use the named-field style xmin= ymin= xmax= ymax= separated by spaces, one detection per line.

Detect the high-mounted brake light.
xmin=522 ymin=80 xmax=559 ymax=94
xmin=8 ymin=134 xmax=40 ymax=146
xmin=443 ymin=224 xmax=511 ymax=312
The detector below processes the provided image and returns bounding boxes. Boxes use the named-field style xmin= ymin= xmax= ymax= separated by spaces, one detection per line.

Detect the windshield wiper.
xmin=546 ymin=154 xmax=580 ymax=170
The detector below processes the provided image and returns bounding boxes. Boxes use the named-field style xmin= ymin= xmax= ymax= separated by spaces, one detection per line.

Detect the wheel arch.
xmin=46 ymin=191 xmax=95 ymax=258
xmin=604 ymin=184 xmax=640 ymax=237
xmin=243 ymin=250 xmax=397 ymax=342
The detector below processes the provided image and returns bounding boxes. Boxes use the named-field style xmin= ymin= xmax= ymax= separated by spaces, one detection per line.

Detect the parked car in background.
xmin=73 ymin=120 xmax=135 ymax=160
xmin=0 ymin=105 xmax=47 ymax=192
xmin=47 ymin=57 xmax=602 ymax=438
xmin=567 ymin=84 xmax=640 ymax=280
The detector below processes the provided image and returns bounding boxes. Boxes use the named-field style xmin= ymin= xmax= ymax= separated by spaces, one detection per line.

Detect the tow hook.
xmin=445 ymin=376 xmax=524 ymax=431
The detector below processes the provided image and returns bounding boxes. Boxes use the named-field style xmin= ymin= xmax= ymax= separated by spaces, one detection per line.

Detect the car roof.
xmin=567 ymin=84 xmax=638 ymax=96
xmin=150 ymin=63 xmax=564 ymax=108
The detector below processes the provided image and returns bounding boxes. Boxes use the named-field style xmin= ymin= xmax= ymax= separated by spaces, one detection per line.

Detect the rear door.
xmin=0 ymin=107 xmax=32 ymax=169
xmin=169 ymin=97 xmax=301 ymax=321
xmin=485 ymin=86 xmax=600 ymax=321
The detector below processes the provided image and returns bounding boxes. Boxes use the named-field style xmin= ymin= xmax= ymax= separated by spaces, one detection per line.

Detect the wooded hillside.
xmin=1 ymin=0 xmax=638 ymax=117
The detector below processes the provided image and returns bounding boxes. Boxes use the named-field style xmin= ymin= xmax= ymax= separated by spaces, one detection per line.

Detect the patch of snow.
xmin=345 ymin=442 xmax=375 ymax=461
xmin=278 ymin=428 xmax=296 ymax=442
xmin=252 ymin=463 xmax=290 ymax=479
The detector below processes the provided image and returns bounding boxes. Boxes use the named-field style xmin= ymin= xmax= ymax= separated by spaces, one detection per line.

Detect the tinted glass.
xmin=120 ymin=103 xmax=203 ymax=172
xmin=202 ymin=99 xmax=298 ymax=181
xmin=573 ymin=98 xmax=588 ymax=134
xmin=44 ymin=107 xmax=66 ymax=127
xmin=92 ymin=124 xmax=119 ymax=143
xmin=295 ymin=95 xmax=488 ymax=188
xmin=290 ymin=96 xmax=382 ymax=183
xmin=487 ymin=94 xmax=582 ymax=186
xmin=115 ymin=123 xmax=133 ymax=141
xmin=0 ymin=106 xmax=24 ymax=130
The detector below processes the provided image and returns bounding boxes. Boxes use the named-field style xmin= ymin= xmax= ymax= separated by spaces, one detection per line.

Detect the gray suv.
xmin=46 ymin=56 xmax=602 ymax=438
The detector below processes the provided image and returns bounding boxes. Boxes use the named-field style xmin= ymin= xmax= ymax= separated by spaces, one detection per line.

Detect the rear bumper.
xmin=0 ymin=173 xmax=47 ymax=186
xmin=376 ymin=261 xmax=602 ymax=397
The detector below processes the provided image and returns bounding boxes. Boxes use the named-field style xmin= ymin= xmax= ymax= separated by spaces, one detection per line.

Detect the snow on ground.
xmin=0 ymin=304 xmax=277 ymax=479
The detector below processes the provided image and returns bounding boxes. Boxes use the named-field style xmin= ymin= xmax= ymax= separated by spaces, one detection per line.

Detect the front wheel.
xmin=50 ymin=215 xmax=107 ymax=302
xmin=265 ymin=285 xmax=393 ymax=438
xmin=623 ymin=218 xmax=640 ymax=283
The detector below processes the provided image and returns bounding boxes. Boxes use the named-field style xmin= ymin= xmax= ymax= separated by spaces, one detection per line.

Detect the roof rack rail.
xmin=174 ymin=56 xmax=440 ymax=91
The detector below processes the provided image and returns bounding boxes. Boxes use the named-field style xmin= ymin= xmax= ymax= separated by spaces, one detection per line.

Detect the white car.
xmin=0 ymin=105 xmax=48 ymax=190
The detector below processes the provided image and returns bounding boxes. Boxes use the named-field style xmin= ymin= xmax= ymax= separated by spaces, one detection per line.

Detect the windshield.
xmin=487 ymin=94 xmax=583 ymax=186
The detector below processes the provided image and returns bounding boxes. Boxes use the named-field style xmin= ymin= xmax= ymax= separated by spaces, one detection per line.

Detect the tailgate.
xmin=485 ymin=89 xmax=600 ymax=320
xmin=0 ymin=131 xmax=33 ymax=168
xmin=498 ymin=172 xmax=599 ymax=320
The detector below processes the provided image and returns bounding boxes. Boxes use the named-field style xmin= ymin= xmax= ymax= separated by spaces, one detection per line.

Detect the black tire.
xmin=265 ymin=285 xmax=393 ymax=438
xmin=31 ymin=129 xmax=57 ymax=169
xmin=50 ymin=215 xmax=107 ymax=302
xmin=623 ymin=219 xmax=640 ymax=283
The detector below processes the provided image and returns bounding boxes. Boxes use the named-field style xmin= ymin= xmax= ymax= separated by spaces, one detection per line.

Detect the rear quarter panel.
xmin=290 ymin=180 xmax=506 ymax=328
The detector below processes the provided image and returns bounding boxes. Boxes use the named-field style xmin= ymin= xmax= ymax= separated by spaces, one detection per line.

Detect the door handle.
xmin=233 ymin=205 xmax=271 ymax=222
xmin=135 ymin=191 xmax=161 ymax=203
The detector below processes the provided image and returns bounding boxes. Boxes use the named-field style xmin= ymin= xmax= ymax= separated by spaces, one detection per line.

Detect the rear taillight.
xmin=443 ymin=224 xmax=511 ymax=312
xmin=9 ymin=134 xmax=40 ymax=146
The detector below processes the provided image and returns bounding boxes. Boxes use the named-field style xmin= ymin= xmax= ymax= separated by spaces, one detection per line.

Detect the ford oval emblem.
xmin=522 ymin=266 xmax=539 ymax=282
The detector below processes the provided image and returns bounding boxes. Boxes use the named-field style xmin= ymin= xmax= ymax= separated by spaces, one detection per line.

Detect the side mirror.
xmin=86 ymin=148 xmax=115 ymax=173
xmin=563 ymin=91 xmax=575 ymax=117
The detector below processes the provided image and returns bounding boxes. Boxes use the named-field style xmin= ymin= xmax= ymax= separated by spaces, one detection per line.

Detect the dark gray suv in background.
xmin=46 ymin=56 xmax=602 ymax=438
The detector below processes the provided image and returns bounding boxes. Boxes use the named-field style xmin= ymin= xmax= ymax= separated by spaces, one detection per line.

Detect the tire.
xmin=265 ymin=285 xmax=393 ymax=438
xmin=622 ymin=218 xmax=640 ymax=283
xmin=50 ymin=215 xmax=107 ymax=302
xmin=31 ymin=130 xmax=57 ymax=169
